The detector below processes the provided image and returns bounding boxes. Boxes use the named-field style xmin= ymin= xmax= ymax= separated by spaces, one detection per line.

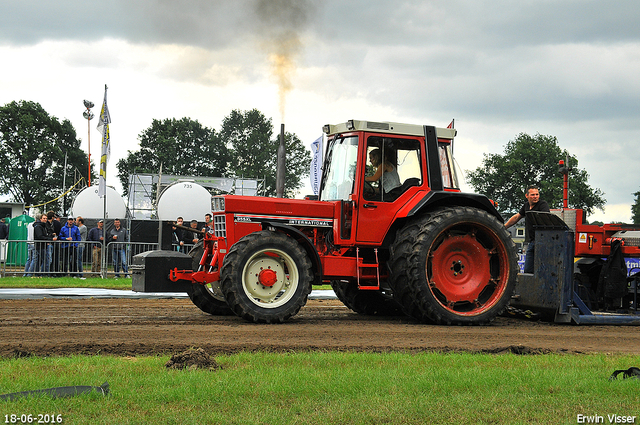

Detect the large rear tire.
xmin=389 ymin=206 xmax=517 ymax=325
xmin=220 ymin=231 xmax=313 ymax=323
xmin=185 ymin=241 xmax=233 ymax=316
xmin=330 ymin=280 xmax=404 ymax=316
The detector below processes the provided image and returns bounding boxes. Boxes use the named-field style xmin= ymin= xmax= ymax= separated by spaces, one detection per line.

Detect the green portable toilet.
xmin=6 ymin=214 xmax=35 ymax=266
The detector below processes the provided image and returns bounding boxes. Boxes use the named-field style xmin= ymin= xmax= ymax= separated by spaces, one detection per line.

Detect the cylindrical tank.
xmin=71 ymin=186 xmax=127 ymax=219
xmin=157 ymin=180 xmax=211 ymax=222
xmin=6 ymin=214 xmax=35 ymax=266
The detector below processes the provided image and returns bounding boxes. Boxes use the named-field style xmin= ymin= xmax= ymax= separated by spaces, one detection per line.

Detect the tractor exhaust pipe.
xmin=276 ymin=123 xmax=286 ymax=198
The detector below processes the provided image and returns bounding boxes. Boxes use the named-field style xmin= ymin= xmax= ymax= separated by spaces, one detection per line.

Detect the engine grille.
xmin=213 ymin=215 xmax=226 ymax=238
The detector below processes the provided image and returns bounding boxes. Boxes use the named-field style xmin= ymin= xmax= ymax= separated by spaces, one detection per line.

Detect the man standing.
xmin=186 ymin=219 xmax=200 ymax=247
xmin=173 ymin=216 xmax=184 ymax=252
xmin=47 ymin=212 xmax=63 ymax=276
xmin=76 ymin=217 xmax=87 ymax=277
xmin=59 ymin=217 xmax=81 ymax=276
xmin=23 ymin=219 xmax=37 ymax=277
xmin=45 ymin=212 xmax=60 ymax=276
xmin=34 ymin=214 xmax=56 ymax=274
xmin=202 ymin=213 xmax=212 ymax=233
xmin=109 ymin=218 xmax=128 ymax=278
xmin=0 ymin=217 xmax=8 ymax=264
xmin=504 ymin=185 xmax=550 ymax=274
xmin=0 ymin=217 xmax=8 ymax=239
xmin=88 ymin=219 xmax=104 ymax=273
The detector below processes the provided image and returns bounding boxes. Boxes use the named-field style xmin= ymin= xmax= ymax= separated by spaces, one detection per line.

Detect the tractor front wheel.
xmin=220 ymin=231 xmax=313 ymax=323
xmin=185 ymin=241 xmax=233 ymax=316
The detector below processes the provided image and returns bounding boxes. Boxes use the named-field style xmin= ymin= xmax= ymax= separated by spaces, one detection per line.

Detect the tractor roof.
xmin=322 ymin=119 xmax=456 ymax=140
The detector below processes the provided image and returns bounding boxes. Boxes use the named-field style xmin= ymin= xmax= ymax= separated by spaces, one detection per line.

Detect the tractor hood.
xmin=214 ymin=195 xmax=336 ymax=222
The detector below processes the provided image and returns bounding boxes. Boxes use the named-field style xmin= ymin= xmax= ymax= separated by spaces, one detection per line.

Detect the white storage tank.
xmin=71 ymin=186 xmax=127 ymax=219
xmin=157 ymin=180 xmax=211 ymax=222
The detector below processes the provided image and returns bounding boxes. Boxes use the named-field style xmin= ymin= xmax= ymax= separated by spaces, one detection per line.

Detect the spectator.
xmin=186 ymin=219 xmax=199 ymax=246
xmin=23 ymin=219 xmax=38 ymax=277
xmin=59 ymin=217 xmax=81 ymax=276
xmin=109 ymin=218 xmax=129 ymax=278
xmin=0 ymin=217 xmax=8 ymax=265
xmin=88 ymin=219 xmax=104 ymax=273
xmin=47 ymin=211 xmax=62 ymax=276
xmin=0 ymin=217 xmax=8 ymax=239
xmin=76 ymin=216 xmax=87 ymax=277
xmin=34 ymin=214 xmax=56 ymax=275
xmin=202 ymin=213 xmax=212 ymax=233
xmin=173 ymin=216 xmax=184 ymax=252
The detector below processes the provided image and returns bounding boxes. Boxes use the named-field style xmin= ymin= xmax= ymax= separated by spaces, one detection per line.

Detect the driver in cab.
xmin=364 ymin=148 xmax=401 ymax=200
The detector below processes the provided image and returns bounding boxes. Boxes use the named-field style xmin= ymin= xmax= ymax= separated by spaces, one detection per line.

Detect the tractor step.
xmin=356 ymin=248 xmax=380 ymax=290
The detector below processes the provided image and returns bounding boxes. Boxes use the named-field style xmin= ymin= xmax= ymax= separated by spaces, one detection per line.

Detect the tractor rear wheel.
xmin=185 ymin=241 xmax=233 ymax=316
xmin=330 ymin=280 xmax=404 ymax=316
xmin=220 ymin=230 xmax=313 ymax=323
xmin=389 ymin=206 xmax=517 ymax=325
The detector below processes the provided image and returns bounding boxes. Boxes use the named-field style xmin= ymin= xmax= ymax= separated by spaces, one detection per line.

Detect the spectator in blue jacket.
xmin=59 ymin=217 xmax=81 ymax=276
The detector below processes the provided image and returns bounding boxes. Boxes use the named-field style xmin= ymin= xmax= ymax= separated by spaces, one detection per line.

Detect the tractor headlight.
xmin=212 ymin=197 xmax=225 ymax=212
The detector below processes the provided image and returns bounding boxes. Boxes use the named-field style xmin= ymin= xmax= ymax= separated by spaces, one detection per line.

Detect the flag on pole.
xmin=97 ymin=85 xmax=111 ymax=198
xmin=447 ymin=119 xmax=455 ymax=154
xmin=310 ymin=135 xmax=323 ymax=195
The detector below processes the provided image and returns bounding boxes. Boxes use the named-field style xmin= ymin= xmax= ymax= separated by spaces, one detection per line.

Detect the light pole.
xmin=83 ymin=100 xmax=95 ymax=186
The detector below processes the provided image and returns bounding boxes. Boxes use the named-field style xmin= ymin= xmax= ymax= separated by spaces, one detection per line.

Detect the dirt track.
xmin=2 ymin=298 xmax=640 ymax=357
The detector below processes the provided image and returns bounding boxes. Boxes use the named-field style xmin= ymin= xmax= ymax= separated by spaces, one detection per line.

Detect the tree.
xmin=116 ymin=118 xmax=229 ymax=195
xmin=632 ymin=191 xmax=640 ymax=225
xmin=0 ymin=100 xmax=88 ymax=213
xmin=220 ymin=109 xmax=311 ymax=197
xmin=466 ymin=133 xmax=605 ymax=217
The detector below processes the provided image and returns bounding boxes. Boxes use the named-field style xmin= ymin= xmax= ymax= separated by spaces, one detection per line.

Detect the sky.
xmin=1 ymin=0 xmax=639 ymax=222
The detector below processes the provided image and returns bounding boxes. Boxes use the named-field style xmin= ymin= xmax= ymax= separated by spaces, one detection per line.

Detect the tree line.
xmin=1 ymin=100 xmax=639 ymax=223
xmin=466 ymin=132 xmax=610 ymax=220
xmin=0 ymin=101 xmax=311 ymax=214
xmin=116 ymin=109 xmax=311 ymax=198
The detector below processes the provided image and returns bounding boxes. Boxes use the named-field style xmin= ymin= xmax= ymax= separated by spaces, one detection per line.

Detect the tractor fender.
xmin=380 ymin=191 xmax=503 ymax=248
xmin=260 ymin=221 xmax=323 ymax=286
xmin=407 ymin=191 xmax=502 ymax=221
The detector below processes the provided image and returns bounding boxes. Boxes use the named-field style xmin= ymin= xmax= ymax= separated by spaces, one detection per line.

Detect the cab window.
xmin=363 ymin=136 xmax=422 ymax=202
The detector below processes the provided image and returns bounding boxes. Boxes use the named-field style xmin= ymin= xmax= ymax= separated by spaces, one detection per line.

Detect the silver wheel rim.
xmin=241 ymin=248 xmax=299 ymax=308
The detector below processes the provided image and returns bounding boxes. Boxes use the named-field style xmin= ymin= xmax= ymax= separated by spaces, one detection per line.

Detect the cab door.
xmin=355 ymin=135 xmax=423 ymax=244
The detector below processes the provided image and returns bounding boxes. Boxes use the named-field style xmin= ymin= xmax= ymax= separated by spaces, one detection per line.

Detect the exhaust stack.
xmin=276 ymin=123 xmax=286 ymax=198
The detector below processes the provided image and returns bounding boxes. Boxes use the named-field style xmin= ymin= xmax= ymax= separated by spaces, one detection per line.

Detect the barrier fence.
xmin=0 ymin=239 xmax=160 ymax=279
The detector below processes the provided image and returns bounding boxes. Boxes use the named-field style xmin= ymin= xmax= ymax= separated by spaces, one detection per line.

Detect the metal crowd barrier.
xmin=0 ymin=239 xmax=159 ymax=279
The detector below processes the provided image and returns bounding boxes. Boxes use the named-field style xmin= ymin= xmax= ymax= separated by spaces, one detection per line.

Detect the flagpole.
xmin=97 ymin=84 xmax=110 ymax=278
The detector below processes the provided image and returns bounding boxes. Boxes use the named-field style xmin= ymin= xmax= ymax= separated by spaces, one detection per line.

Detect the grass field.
xmin=1 ymin=352 xmax=640 ymax=424
xmin=0 ymin=276 xmax=132 ymax=290
xmin=1 ymin=277 xmax=639 ymax=424
xmin=0 ymin=276 xmax=334 ymax=291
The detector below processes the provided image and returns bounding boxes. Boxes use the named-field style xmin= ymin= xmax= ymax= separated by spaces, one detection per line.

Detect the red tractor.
xmin=167 ymin=120 xmax=519 ymax=324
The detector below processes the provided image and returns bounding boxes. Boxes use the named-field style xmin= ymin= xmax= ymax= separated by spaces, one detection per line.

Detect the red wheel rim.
xmin=427 ymin=224 xmax=509 ymax=316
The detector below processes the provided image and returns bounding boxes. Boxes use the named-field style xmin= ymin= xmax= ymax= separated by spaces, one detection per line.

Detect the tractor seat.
xmin=385 ymin=177 xmax=421 ymax=201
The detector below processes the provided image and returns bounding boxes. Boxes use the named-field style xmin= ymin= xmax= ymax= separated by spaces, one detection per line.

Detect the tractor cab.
xmin=319 ymin=120 xmax=459 ymax=245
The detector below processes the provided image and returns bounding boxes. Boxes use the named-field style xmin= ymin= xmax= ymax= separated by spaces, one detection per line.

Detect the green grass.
xmin=1 ymin=352 xmax=639 ymax=424
xmin=0 ymin=276 xmax=132 ymax=290
xmin=0 ymin=276 xmax=333 ymax=291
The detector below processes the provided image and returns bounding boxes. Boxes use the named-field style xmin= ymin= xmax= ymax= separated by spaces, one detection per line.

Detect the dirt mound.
xmin=165 ymin=348 xmax=221 ymax=371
